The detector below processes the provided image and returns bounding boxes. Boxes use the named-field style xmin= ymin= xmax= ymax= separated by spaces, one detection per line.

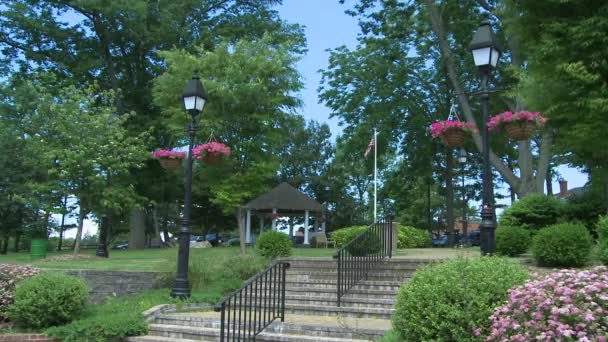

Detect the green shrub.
xmin=532 ymin=223 xmax=593 ymax=267
xmin=332 ymin=226 xmax=368 ymax=248
xmin=256 ymin=230 xmax=292 ymax=258
xmin=393 ymin=257 xmax=528 ymax=342
xmin=499 ymin=193 xmax=564 ymax=230
xmin=596 ymin=215 xmax=608 ymax=265
xmin=0 ymin=264 xmax=39 ymax=322
xmin=397 ymin=225 xmax=431 ymax=248
xmin=495 ymin=226 xmax=531 ymax=256
xmin=9 ymin=272 xmax=88 ymax=329
xmin=46 ymin=310 xmax=146 ymax=342
xmin=564 ymin=189 xmax=605 ymax=236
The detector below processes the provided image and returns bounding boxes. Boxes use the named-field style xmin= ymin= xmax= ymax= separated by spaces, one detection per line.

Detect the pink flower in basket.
xmin=192 ymin=142 xmax=231 ymax=159
xmin=487 ymin=111 xmax=547 ymax=131
xmin=430 ymin=120 xmax=477 ymax=138
xmin=153 ymin=149 xmax=187 ymax=159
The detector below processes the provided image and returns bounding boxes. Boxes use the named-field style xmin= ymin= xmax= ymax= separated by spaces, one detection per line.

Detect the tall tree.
xmin=153 ymin=35 xmax=304 ymax=253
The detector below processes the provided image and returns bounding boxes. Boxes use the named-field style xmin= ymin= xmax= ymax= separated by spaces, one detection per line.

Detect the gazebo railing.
xmin=214 ymin=261 xmax=289 ymax=342
xmin=333 ymin=219 xmax=392 ymax=306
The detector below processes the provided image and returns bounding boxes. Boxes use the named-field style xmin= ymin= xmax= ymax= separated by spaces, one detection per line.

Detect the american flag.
xmin=364 ymin=134 xmax=375 ymax=159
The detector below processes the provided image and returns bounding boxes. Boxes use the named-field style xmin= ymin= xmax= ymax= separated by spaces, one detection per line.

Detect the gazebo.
xmin=243 ymin=182 xmax=323 ymax=245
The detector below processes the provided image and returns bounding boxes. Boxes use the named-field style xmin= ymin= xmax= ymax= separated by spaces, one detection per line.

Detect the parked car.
xmin=205 ymin=233 xmax=225 ymax=246
xmin=432 ymin=235 xmax=448 ymax=247
xmin=223 ymin=237 xmax=240 ymax=247
xmin=460 ymin=231 xmax=481 ymax=246
xmin=111 ymin=242 xmax=128 ymax=250
xmin=190 ymin=235 xmax=205 ymax=242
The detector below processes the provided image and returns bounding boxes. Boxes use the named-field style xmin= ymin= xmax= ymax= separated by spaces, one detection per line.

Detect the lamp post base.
xmin=170 ymin=281 xmax=191 ymax=299
xmin=479 ymin=205 xmax=496 ymax=255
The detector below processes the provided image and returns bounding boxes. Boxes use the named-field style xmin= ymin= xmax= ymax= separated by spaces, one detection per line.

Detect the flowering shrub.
xmin=192 ymin=142 xmax=231 ymax=158
xmin=430 ymin=120 xmax=477 ymax=138
xmin=487 ymin=111 xmax=547 ymax=131
xmin=0 ymin=264 xmax=39 ymax=321
xmin=483 ymin=266 xmax=608 ymax=341
xmin=152 ymin=149 xmax=186 ymax=159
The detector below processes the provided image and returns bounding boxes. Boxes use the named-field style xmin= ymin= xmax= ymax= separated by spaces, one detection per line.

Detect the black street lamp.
xmin=458 ymin=148 xmax=468 ymax=245
xmin=171 ymin=74 xmax=208 ymax=298
xmin=470 ymin=18 xmax=501 ymax=255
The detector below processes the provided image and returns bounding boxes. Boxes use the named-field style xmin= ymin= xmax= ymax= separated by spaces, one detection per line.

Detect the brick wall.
xmin=0 ymin=334 xmax=60 ymax=342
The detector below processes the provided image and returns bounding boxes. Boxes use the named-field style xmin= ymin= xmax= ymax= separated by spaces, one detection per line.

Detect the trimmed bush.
xmin=484 ymin=266 xmax=608 ymax=341
xmin=495 ymin=226 xmax=531 ymax=256
xmin=397 ymin=225 xmax=431 ymax=248
xmin=499 ymin=193 xmax=564 ymax=230
xmin=532 ymin=223 xmax=593 ymax=267
xmin=9 ymin=272 xmax=88 ymax=329
xmin=0 ymin=264 xmax=39 ymax=322
xmin=46 ymin=310 xmax=146 ymax=342
xmin=393 ymin=257 xmax=528 ymax=342
xmin=597 ymin=215 xmax=608 ymax=265
xmin=256 ymin=230 xmax=292 ymax=258
xmin=331 ymin=225 xmax=368 ymax=248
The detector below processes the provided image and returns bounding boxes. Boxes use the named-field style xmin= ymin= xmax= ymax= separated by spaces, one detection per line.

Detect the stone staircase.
xmin=128 ymin=258 xmax=430 ymax=342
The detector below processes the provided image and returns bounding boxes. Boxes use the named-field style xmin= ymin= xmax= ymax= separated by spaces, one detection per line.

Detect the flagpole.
xmin=373 ymin=128 xmax=377 ymax=223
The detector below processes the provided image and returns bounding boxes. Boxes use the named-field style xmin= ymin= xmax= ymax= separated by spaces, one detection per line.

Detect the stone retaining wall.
xmin=63 ymin=270 xmax=168 ymax=303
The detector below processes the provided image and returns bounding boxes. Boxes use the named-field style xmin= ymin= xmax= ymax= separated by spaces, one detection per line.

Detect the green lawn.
xmin=0 ymin=246 xmax=338 ymax=271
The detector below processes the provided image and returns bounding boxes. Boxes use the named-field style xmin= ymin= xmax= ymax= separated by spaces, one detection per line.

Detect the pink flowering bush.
xmin=487 ymin=111 xmax=547 ymax=131
xmin=430 ymin=120 xmax=477 ymax=138
xmin=152 ymin=149 xmax=187 ymax=159
xmin=192 ymin=142 xmax=231 ymax=159
xmin=0 ymin=264 xmax=39 ymax=321
xmin=484 ymin=266 xmax=608 ymax=341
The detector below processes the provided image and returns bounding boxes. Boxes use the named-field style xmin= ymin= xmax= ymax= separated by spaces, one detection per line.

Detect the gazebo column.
xmin=245 ymin=209 xmax=251 ymax=244
xmin=288 ymin=217 xmax=294 ymax=238
xmin=304 ymin=210 xmax=310 ymax=245
xmin=259 ymin=216 xmax=264 ymax=234
xmin=272 ymin=208 xmax=277 ymax=231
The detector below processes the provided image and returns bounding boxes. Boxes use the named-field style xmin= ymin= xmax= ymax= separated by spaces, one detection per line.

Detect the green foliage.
xmin=256 ymin=231 xmax=293 ymax=258
xmin=393 ymin=257 xmax=528 ymax=342
xmin=9 ymin=272 xmax=87 ymax=329
xmin=564 ymin=188 xmax=605 ymax=236
xmin=596 ymin=216 xmax=608 ymax=265
xmin=397 ymin=225 xmax=431 ymax=248
xmin=496 ymin=226 xmax=531 ymax=257
xmin=0 ymin=264 xmax=39 ymax=321
xmin=332 ymin=226 xmax=368 ymax=248
xmin=499 ymin=194 xmax=564 ymax=230
xmin=46 ymin=310 xmax=146 ymax=342
xmin=532 ymin=223 xmax=593 ymax=267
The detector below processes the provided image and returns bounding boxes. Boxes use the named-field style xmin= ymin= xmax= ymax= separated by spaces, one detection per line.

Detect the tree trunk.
xmin=96 ymin=216 xmax=109 ymax=257
xmin=446 ymin=148 xmax=455 ymax=247
xmin=58 ymin=194 xmax=68 ymax=251
xmin=73 ymin=207 xmax=86 ymax=255
xmin=150 ymin=206 xmax=162 ymax=247
xmin=236 ymin=208 xmax=245 ymax=255
xmin=128 ymin=208 xmax=146 ymax=249
xmin=13 ymin=231 xmax=20 ymax=253
xmin=424 ymin=0 xmax=554 ymax=199
xmin=1 ymin=234 xmax=8 ymax=255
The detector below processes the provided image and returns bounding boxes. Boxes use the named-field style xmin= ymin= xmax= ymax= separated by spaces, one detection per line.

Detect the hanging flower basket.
xmin=487 ymin=111 xmax=547 ymax=141
xmin=192 ymin=142 xmax=231 ymax=165
xmin=430 ymin=120 xmax=477 ymax=148
xmin=153 ymin=150 xmax=186 ymax=170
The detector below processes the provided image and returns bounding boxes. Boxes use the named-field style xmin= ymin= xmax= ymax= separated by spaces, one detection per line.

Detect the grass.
xmin=0 ymin=246 xmax=338 ymax=271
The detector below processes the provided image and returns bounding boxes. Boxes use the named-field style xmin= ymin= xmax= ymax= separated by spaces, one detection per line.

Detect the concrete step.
xmin=246 ymin=294 xmax=395 ymax=309
xmin=146 ymin=323 xmax=373 ymax=341
xmin=286 ymin=272 xmax=412 ymax=282
xmin=127 ymin=336 xmax=200 ymax=342
xmin=284 ymin=303 xmax=394 ymax=319
xmin=285 ymin=280 xmax=403 ymax=291
xmin=285 ymin=286 xmax=398 ymax=299
xmin=154 ymin=314 xmax=386 ymax=340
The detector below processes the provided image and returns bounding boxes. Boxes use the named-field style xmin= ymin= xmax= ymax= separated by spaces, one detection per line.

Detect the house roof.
xmin=244 ymin=182 xmax=322 ymax=212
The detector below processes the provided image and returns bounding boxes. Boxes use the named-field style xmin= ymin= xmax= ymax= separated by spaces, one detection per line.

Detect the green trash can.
xmin=30 ymin=239 xmax=48 ymax=260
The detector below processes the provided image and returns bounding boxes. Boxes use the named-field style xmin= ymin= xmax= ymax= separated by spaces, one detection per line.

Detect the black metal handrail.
xmin=214 ymin=261 xmax=290 ymax=342
xmin=332 ymin=219 xmax=392 ymax=306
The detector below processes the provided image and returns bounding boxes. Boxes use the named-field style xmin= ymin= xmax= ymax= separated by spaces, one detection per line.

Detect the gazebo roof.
xmin=244 ymin=182 xmax=322 ymax=212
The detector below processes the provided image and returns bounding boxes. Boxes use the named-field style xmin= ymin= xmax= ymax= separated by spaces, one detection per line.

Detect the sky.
xmin=61 ymin=0 xmax=588 ymax=238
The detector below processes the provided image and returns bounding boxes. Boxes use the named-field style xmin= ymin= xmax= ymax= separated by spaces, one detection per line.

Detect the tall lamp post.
xmin=458 ymin=148 xmax=468 ymax=244
xmin=469 ymin=18 xmax=501 ymax=255
xmin=171 ymin=74 xmax=208 ymax=298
